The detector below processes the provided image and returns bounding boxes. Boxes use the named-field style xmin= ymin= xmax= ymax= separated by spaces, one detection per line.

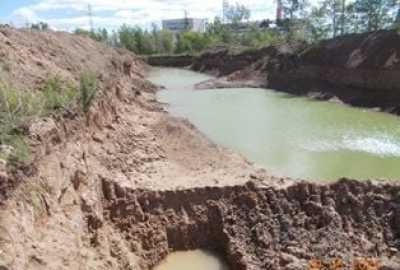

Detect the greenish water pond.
xmin=148 ymin=67 xmax=400 ymax=181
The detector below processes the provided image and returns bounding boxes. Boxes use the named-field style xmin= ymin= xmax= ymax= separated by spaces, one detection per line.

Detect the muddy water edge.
xmin=148 ymin=67 xmax=400 ymax=181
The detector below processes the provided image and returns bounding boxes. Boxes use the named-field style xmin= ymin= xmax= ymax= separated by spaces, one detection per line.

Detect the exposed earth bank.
xmin=0 ymin=27 xmax=399 ymax=270
xmin=103 ymin=178 xmax=400 ymax=270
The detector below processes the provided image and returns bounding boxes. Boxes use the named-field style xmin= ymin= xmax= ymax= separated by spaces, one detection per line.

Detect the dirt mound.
xmin=300 ymin=30 xmax=400 ymax=69
xmin=0 ymin=26 xmax=144 ymax=90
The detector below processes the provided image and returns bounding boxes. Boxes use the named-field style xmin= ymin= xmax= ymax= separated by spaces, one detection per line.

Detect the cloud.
xmin=9 ymin=7 xmax=41 ymax=25
xmin=6 ymin=0 xmax=277 ymax=30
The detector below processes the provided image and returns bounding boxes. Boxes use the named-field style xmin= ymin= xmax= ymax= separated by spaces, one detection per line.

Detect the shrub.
xmin=0 ymin=73 xmax=96 ymax=164
xmin=79 ymin=72 xmax=98 ymax=112
xmin=0 ymin=82 xmax=43 ymax=131
xmin=41 ymin=76 xmax=77 ymax=112
xmin=0 ymin=83 xmax=42 ymax=163
xmin=0 ymin=77 xmax=77 ymax=164
xmin=0 ymin=134 xmax=30 ymax=164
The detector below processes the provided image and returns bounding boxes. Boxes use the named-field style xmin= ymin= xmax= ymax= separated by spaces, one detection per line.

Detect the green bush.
xmin=0 ymin=82 xmax=43 ymax=130
xmin=41 ymin=76 xmax=77 ymax=112
xmin=0 ymin=134 xmax=30 ymax=164
xmin=0 ymin=83 xmax=42 ymax=163
xmin=175 ymin=31 xmax=215 ymax=54
xmin=0 ymin=77 xmax=79 ymax=164
xmin=79 ymin=72 xmax=98 ymax=112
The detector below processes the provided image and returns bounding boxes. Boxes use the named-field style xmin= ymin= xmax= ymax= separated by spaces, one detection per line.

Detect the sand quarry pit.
xmin=0 ymin=27 xmax=399 ymax=270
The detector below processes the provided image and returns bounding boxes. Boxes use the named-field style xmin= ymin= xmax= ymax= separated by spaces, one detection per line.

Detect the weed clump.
xmin=0 ymin=82 xmax=42 ymax=163
xmin=0 ymin=72 xmax=97 ymax=165
xmin=41 ymin=76 xmax=77 ymax=112
xmin=79 ymin=72 xmax=98 ymax=113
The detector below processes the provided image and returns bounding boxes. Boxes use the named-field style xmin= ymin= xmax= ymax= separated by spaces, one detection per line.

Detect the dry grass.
xmin=14 ymin=177 xmax=52 ymax=220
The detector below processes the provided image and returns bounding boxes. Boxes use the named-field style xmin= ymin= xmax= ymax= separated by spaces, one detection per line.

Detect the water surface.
xmin=154 ymin=250 xmax=228 ymax=270
xmin=148 ymin=68 xmax=400 ymax=180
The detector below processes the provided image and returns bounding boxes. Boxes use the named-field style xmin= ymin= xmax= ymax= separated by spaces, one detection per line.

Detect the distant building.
xmin=162 ymin=18 xmax=208 ymax=33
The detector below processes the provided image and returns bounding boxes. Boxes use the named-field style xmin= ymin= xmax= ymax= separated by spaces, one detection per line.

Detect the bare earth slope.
xmin=0 ymin=27 xmax=399 ymax=270
xmin=269 ymin=30 xmax=400 ymax=113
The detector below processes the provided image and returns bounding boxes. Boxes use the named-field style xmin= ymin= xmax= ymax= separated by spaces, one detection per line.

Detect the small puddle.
xmin=154 ymin=250 xmax=228 ymax=270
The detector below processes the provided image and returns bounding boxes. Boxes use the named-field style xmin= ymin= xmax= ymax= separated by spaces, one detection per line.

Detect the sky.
xmin=0 ymin=0 xmax=278 ymax=31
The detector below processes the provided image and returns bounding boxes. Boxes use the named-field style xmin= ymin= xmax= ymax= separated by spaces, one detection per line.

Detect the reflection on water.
xmin=154 ymin=250 xmax=228 ymax=270
xmin=148 ymin=67 xmax=400 ymax=180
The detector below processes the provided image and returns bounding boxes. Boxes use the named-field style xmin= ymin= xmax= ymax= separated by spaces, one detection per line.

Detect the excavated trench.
xmin=101 ymin=178 xmax=400 ymax=270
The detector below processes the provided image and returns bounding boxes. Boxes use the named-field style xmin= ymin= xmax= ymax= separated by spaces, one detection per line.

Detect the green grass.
xmin=0 ymin=73 xmax=98 ymax=165
xmin=79 ymin=72 xmax=98 ymax=113
xmin=41 ymin=76 xmax=77 ymax=113
xmin=0 ymin=135 xmax=30 ymax=164
xmin=0 ymin=82 xmax=43 ymax=163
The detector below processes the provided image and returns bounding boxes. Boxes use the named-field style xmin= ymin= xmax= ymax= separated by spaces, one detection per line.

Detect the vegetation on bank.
xmin=71 ymin=0 xmax=400 ymax=55
xmin=0 ymin=73 xmax=98 ymax=165
xmin=75 ymin=19 xmax=285 ymax=56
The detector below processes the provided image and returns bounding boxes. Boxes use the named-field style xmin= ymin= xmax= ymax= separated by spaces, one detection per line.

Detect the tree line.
xmin=73 ymin=5 xmax=282 ymax=56
xmin=71 ymin=0 xmax=400 ymax=55
xmin=283 ymin=0 xmax=399 ymax=40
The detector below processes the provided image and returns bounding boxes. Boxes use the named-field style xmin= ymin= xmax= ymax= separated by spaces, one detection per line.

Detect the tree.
xmin=226 ymin=3 xmax=251 ymax=25
xmin=281 ymin=0 xmax=306 ymax=20
xmin=118 ymin=24 xmax=137 ymax=52
xmin=305 ymin=6 xmax=331 ymax=41
xmin=174 ymin=31 xmax=213 ymax=54
xmin=353 ymin=0 xmax=397 ymax=32
xmin=158 ymin=30 xmax=174 ymax=54
xmin=395 ymin=5 xmax=400 ymax=29
xmin=31 ymin=22 xmax=49 ymax=31
xmin=338 ymin=0 xmax=347 ymax=35
xmin=207 ymin=17 xmax=233 ymax=43
xmin=109 ymin=30 xmax=120 ymax=47
xmin=323 ymin=0 xmax=342 ymax=37
xmin=344 ymin=3 xmax=362 ymax=33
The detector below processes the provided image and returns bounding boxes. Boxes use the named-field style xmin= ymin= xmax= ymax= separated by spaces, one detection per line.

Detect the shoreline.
xmin=192 ymin=74 xmax=400 ymax=118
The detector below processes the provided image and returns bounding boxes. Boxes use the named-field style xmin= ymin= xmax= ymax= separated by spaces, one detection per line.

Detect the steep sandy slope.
xmin=0 ymin=27 xmax=399 ymax=270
